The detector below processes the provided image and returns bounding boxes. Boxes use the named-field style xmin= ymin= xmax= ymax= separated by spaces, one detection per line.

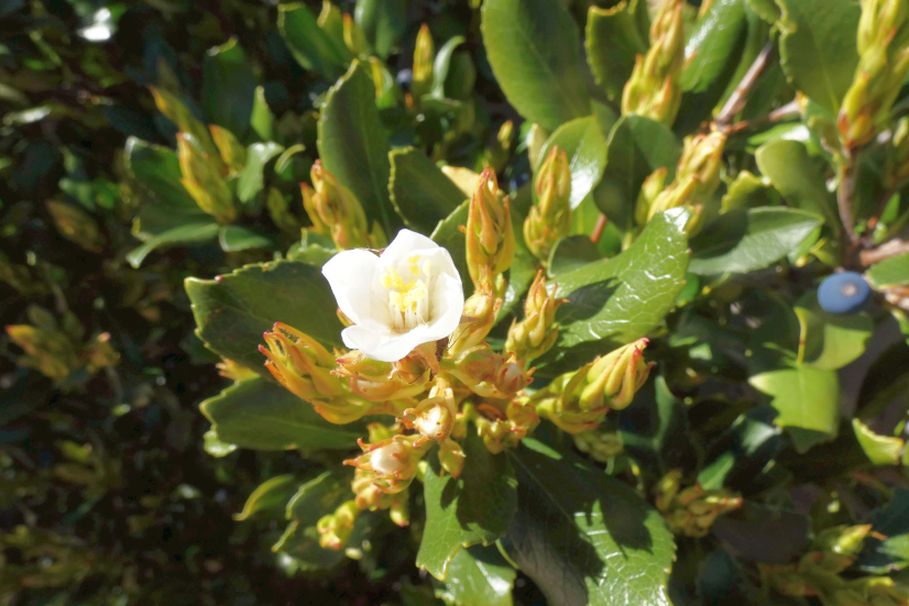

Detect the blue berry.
xmin=817 ymin=272 xmax=870 ymax=314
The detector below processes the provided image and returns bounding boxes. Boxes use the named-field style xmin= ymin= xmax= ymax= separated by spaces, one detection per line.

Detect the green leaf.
xmin=776 ymin=0 xmax=860 ymax=112
xmin=278 ymin=3 xmax=349 ymax=78
xmin=595 ymin=116 xmax=681 ymax=233
xmin=184 ymin=259 xmax=343 ymax=372
xmin=546 ymin=211 xmax=689 ymax=366
xmin=354 ymin=0 xmax=406 ymax=58
xmin=856 ymin=342 xmax=909 ymax=420
xmin=388 ymin=148 xmax=466 ymax=233
xmin=126 ymin=222 xmax=220 ymax=269
xmin=218 ymin=225 xmax=274 ymax=252
xmin=202 ymin=38 xmax=256 ymax=138
xmin=416 ymin=432 xmax=518 ymax=580
xmin=318 ymin=60 xmax=394 ymax=233
xmin=436 ymin=546 xmax=516 ymax=606
xmin=504 ymin=436 xmax=675 ymax=606
xmin=431 ymin=201 xmax=470 ymax=283
xmin=852 ymin=418 xmax=903 ymax=466
xmin=794 ymin=299 xmax=872 ymax=370
xmin=698 ymin=407 xmax=782 ymax=490
xmin=680 ymin=0 xmax=747 ymax=93
xmin=234 ymin=474 xmax=297 ymax=521
xmin=867 ymin=252 xmax=909 ymax=288
xmin=857 ymin=489 xmax=909 ymax=574
xmin=549 ymin=235 xmax=601 ymax=277
xmin=747 ymin=0 xmax=780 ymax=23
xmin=538 ymin=116 xmax=609 ymax=210
xmin=200 ymin=378 xmax=362 ymax=451
xmin=755 ymin=139 xmax=839 ymax=229
xmin=481 ymin=0 xmax=591 ymax=131
xmin=585 ymin=2 xmax=648 ymax=102
xmin=125 ymin=138 xmax=208 ymax=236
xmin=689 ymin=207 xmax=821 ymax=275
xmin=749 ymin=366 xmax=839 ymax=453
xmin=237 ymin=142 xmax=283 ymax=203
xmin=618 ymin=375 xmax=691 ymax=473
xmin=250 ymin=86 xmax=275 ymax=141
xmin=430 ymin=36 xmax=468 ymax=100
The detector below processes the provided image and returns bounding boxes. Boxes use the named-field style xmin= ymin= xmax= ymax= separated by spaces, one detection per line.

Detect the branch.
xmin=859 ymin=237 xmax=909 ymax=266
xmin=715 ymin=41 xmax=776 ymax=129
xmin=837 ymin=150 xmax=861 ymax=249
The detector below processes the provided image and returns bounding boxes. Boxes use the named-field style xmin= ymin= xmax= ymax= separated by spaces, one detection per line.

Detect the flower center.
xmin=382 ymin=255 xmax=432 ymax=331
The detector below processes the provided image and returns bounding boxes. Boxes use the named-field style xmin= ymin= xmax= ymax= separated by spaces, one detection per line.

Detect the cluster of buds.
xmin=760 ymin=524 xmax=909 ymax=605
xmin=535 ymin=339 xmax=652 ymax=434
xmin=839 ymin=0 xmax=909 ymax=150
xmin=573 ymin=427 xmax=624 ymax=463
xmin=621 ymin=0 xmax=685 ymax=125
xmin=524 ymin=146 xmax=572 ymax=264
xmin=465 ymin=168 xmax=515 ymax=293
xmin=637 ymin=131 xmax=726 ymax=232
xmin=302 ymin=161 xmax=384 ymax=250
xmin=653 ymin=469 xmax=743 ymax=538
xmin=471 ymin=399 xmax=539 ymax=454
xmin=505 ymin=270 xmax=563 ymax=364
xmin=444 ymin=345 xmax=530 ymax=401
xmin=6 ymin=307 xmax=118 ymax=382
xmin=177 ymin=133 xmax=235 ymax=223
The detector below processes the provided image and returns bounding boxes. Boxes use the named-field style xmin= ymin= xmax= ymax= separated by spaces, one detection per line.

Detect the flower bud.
xmin=334 ymin=349 xmax=430 ymax=404
xmin=342 ymin=12 xmax=368 ymax=55
xmin=260 ymin=322 xmax=373 ymax=424
xmin=444 ymin=345 xmax=530 ymax=400
xmin=634 ymin=167 xmax=669 ymax=227
xmin=816 ymin=524 xmax=873 ymax=558
xmin=505 ymin=270 xmax=562 ymax=363
xmin=654 ymin=469 xmax=743 ymax=538
xmin=438 ymin=438 xmax=466 ymax=477
xmin=524 ymin=146 xmax=572 ymax=263
xmin=317 ymin=499 xmax=359 ymax=550
xmin=302 ymin=161 xmax=379 ymax=250
xmin=573 ymin=428 xmax=624 ymax=463
xmin=449 ymin=290 xmax=501 ymax=355
xmin=177 ymin=134 xmax=236 ymax=223
xmin=209 ymin=124 xmax=247 ymax=174
xmin=621 ymin=0 xmax=684 ymax=124
xmin=474 ymin=398 xmax=539 ymax=454
xmin=6 ymin=324 xmax=80 ymax=381
xmin=45 ymin=200 xmax=105 ymax=252
xmin=485 ymin=120 xmax=514 ymax=173
xmin=412 ymin=24 xmax=434 ymax=100
xmin=465 ymin=169 xmax=516 ymax=292
xmin=840 ymin=0 xmax=909 ymax=150
xmin=345 ymin=433 xmax=428 ymax=494
xmin=581 ymin=338 xmax=652 ymax=411
xmin=402 ymin=378 xmax=458 ymax=442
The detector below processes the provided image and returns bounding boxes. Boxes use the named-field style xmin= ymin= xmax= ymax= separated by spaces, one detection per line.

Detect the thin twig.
xmin=721 ymin=99 xmax=800 ymax=135
xmin=715 ymin=41 xmax=776 ymax=129
xmin=860 ymin=238 xmax=909 ymax=266
xmin=590 ymin=213 xmax=608 ymax=244
xmin=837 ymin=150 xmax=861 ymax=251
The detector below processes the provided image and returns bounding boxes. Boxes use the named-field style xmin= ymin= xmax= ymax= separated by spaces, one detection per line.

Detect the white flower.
xmin=321 ymin=229 xmax=464 ymax=362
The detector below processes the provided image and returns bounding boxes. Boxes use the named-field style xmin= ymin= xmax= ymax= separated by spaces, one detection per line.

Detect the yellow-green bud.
xmin=486 ymin=120 xmax=514 ymax=173
xmin=302 ymin=161 xmax=380 ymax=249
xmin=45 ymin=200 xmax=105 ymax=252
xmin=6 ymin=324 xmax=80 ymax=381
xmin=473 ymin=398 xmax=539 ymax=454
xmin=345 ymin=433 xmax=429 ymax=494
xmin=465 ymin=169 xmax=516 ymax=291
xmin=444 ymin=345 xmax=530 ymax=400
xmin=505 ymin=270 xmax=562 ymax=363
xmin=886 ymin=117 xmax=909 ymax=188
xmin=208 ymin=124 xmax=247 ymax=174
xmin=334 ymin=349 xmax=430 ymax=403
xmin=342 ymin=12 xmax=369 ymax=56
xmin=177 ymin=133 xmax=235 ymax=223
xmin=654 ymin=469 xmax=743 ymax=538
xmin=317 ymin=500 xmax=359 ymax=550
xmin=438 ymin=438 xmax=466 ymax=477
xmin=573 ymin=428 xmax=624 ymax=463
xmin=524 ymin=146 xmax=572 ymax=263
xmin=260 ymin=322 xmax=373 ymax=424
xmin=621 ymin=0 xmax=685 ymax=124
xmin=839 ymin=0 xmax=909 ymax=150
xmin=816 ymin=524 xmax=873 ymax=558
xmin=634 ymin=167 xmax=669 ymax=227
xmin=449 ymin=290 xmax=501 ymax=355
xmin=412 ymin=24 xmax=435 ymax=100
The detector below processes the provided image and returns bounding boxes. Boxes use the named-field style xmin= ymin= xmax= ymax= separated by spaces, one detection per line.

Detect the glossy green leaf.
xmin=547 ymin=211 xmax=689 ymax=365
xmin=184 ymin=259 xmax=343 ymax=372
xmin=538 ymin=116 xmax=609 ymax=210
xmin=200 ymin=378 xmax=362 ymax=451
xmin=867 ymin=252 xmax=909 ymax=288
xmin=776 ymin=0 xmax=860 ymax=112
xmin=278 ymin=3 xmax=349 ymax=78
xmin=125 ymin=138 xmax=208 ymax=236
xmin=755 ymin=139 xmax=839 ymax=228
xmin=595 ymin=116 xmax=681 ymax=233
xmin=127 ymin=222 xmax=220 ymax=268
xmin=481 ymin=0 xmax=591 ymax=131
xmin=852 ymin=419 xmax=903 ymax=466
xmin=749 ymin=366 xmax=840 ymax=453
xmin=585 ymin=2 xmax=648 ymax=102
xmin=237 ymin=142 xmax=283 ymax=203
xmin=318 ymin=60 xmax=394 ymax=232
xmin=354 ymin=0 xmax=406 ymax=58
xmin=689 ymin=207 xmax=821 ymax=275
xmin=549 ymin=235 xmax=601 ymax=277
xmin=416 ymin=432 xmax=517 ymax=580
xmin=747 ymin=0 xmax=780 ymax=23
xmin=436 ymin=546 xmax=516 ymax=606
xmin=794 ymin=300 xmax=872 ymax=370
xmin=681 ymin=0 xmax=747 ymax=93
xmin=202 ymin=38 xmax=256 ymax=138
xmin=388 ymin=147 xmax=466 ymax=233
xmin=431 ymin=201 xmax=469 ymax=283
xmin=856 ymin=342 xmax=909 ymax=421
xmin=234 ymin=474 xmax=297 ymax=521
xmin=698 ymin=407 xmax=782 ymax=490
xmin=504 ymin=436 xmax=674 ymax=606
xmin=218 ymin=225 xmax=274 ymax=252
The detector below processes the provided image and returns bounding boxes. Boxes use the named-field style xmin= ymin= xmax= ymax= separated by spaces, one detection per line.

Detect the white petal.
xmin=343 ymin=323 xmax=436 ymax=362
xmin=380 ymin=229 xmax=442 ymax=264
xmin=321 ymin=249 xmax=380 ymax=325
